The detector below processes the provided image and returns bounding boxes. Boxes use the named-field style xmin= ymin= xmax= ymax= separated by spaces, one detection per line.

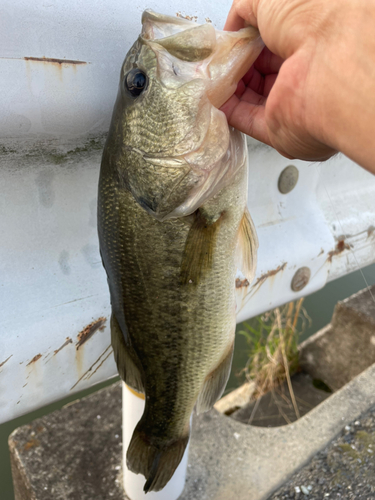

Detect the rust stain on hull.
xmin=253 ymin=262 xmax=287 ymax=287
xmin=24 ymin=56 xmax=87 ymax=65
xmin=87 ymin=350 xmax=113 ymax=380
xmin=235 ymin=278 xmax=250 ymax=288
xmin=70 ymin=345 xmax=112 ymax=391
xmin=26 ymin=354 xmax=42 ymax=366
xmin=75 ymin=346 xmax=84 ymax=377
xmin=54 ymin=337 xmax=73 ymax=355
xmin=327 ymin=239 xmax=351 ymax=262
xmin=0 ymin=355 xmax=13 ymax=368
xmin=236 ymin=262 xmax=288 ymax=314
xmin=176 ymin=12 xmax=198 ymax=21
xmin=76 ymin=317 xmax=107 ymax=349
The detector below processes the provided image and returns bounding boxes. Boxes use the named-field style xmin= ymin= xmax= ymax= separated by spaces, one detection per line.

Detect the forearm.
xmin=301 ymin=0 xmax=375 ymax=173
xmin=225 ymin=0 xmax=375 ymax=172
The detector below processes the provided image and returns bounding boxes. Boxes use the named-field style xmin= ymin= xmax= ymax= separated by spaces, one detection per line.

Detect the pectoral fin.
xmin=180 ymin=208 xmax=222 ymax=285
xmin=237 ymin=207 xmax=258 ymax=284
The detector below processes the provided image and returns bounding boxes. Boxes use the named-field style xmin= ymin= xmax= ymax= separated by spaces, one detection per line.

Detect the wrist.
xmin=303 ymin=0 xmax=375 ymax=172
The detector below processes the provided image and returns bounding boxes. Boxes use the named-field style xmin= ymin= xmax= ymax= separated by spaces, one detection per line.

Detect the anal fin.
xmin=237 ymin=206 xmax=258 ymax=284
xmin=196 ymin=340 xmax=234 ymax=414
xmin=111 ymin=314 xmax=144 ymax=393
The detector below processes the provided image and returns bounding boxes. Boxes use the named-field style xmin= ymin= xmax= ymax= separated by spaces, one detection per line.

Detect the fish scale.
xmin=126 ymin=84 xmax=203 ymax=153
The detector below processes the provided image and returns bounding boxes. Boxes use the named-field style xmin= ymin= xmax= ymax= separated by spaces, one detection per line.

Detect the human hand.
xmin=221 ymin=0 xmax=343 ymax=162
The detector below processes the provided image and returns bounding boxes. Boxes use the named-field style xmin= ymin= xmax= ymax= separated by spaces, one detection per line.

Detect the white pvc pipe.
xmin=122 ymin=383 xmax=190 ymax=500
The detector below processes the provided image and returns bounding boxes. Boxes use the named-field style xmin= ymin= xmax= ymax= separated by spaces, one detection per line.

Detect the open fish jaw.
xmin=141 ymin=9 xmax=264 ymax=107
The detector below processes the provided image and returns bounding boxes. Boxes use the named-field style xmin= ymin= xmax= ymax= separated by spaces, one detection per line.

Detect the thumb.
xmin=224 ymin=0 xmax=259 ymax=31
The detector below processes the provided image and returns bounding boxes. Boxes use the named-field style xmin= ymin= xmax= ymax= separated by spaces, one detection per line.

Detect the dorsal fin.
xmin=237 ymin=207 xmax=258 ymax=283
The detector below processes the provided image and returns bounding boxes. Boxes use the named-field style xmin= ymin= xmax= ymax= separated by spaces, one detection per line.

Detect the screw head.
xmin=291 ymin=267 xmax=311 ymax=291
xmin=278 ymin=165 xmax=299 ymax=194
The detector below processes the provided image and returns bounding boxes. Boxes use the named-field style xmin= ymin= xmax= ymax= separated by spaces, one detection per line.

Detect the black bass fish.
xmin=98 ymin=10 xmax=262 ymax=493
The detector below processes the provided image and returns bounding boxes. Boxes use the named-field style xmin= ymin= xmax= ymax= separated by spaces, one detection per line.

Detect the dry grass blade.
xmin=239 ymin=299 xmax=309 ymax=421
xmin=276 ymin=307 xmax=300 ymax=420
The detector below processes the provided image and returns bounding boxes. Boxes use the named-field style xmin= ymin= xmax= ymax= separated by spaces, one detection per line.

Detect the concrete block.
xmin=299 ymin=284 xmax=375 ymax=391
xmin=230 ymin=372 xmax=331 ymax=427
xmin=8 ymin=360 xmax=375 ymax=500
xmin=9 ymin=286 xmax=375 ymax=500
xmin=9 ymin=386 xmax=125 ymax=500
xmin=213 ymin=381 xmax=255 ymax=414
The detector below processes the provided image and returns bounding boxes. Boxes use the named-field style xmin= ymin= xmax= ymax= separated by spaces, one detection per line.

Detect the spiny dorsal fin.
xmin=180 ymin=209 xmax=222 ymax=285
xmin=237 ymin=206 xmax=258 ymax=284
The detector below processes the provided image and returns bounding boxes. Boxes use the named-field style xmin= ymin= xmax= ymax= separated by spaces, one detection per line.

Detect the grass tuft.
xmin=239 ymin=299 xmax=310 ymax=419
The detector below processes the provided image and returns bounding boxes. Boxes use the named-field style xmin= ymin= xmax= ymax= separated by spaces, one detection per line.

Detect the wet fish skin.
xmin=98 ymin=11 xmax=261 ymax=492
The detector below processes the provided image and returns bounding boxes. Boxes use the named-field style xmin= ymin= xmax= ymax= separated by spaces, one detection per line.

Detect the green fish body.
xmin=98 ymin=10 xmax=262 ymax=492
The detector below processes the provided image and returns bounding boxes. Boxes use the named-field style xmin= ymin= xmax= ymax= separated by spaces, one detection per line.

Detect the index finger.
xmin=221 ymin=94 xmax=271 ymax=146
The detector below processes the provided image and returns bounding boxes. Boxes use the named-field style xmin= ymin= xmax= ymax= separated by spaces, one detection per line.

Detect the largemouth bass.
xmin=98 ymin=10 xmax=262 ymax=493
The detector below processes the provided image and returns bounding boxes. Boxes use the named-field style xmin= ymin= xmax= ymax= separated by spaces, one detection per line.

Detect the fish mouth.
xmin=141 ymin=10 xmax=264 ymax=108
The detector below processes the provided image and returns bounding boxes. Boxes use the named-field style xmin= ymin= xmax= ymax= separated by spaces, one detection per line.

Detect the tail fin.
xmin=126 ymin=426 xmax=189 ymax=493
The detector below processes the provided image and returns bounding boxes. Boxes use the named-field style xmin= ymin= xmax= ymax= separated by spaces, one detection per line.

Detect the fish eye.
xmin=124 ymin=68 xmax=148 ymax=97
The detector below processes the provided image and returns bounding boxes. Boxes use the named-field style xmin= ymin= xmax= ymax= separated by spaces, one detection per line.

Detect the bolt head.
xmin=291 ymin=267 xmax=311 ymax=291
xmin=278 ymin=165 xmax=299 ymax=194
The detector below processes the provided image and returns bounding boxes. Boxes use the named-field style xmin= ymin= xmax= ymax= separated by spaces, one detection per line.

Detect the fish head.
xmin=109 ymin=10 xmax=264 ymax=220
